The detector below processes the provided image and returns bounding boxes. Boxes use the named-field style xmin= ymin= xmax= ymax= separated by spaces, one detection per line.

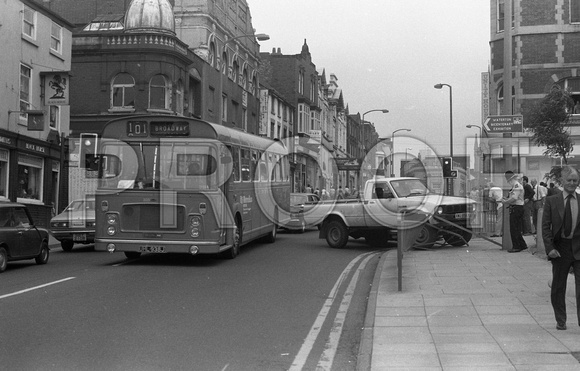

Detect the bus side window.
xmin=230 ymin=146 xmax=240 ymax=182
xmin=241 ymin=148 xmax=250 ymax=181
xmin=250 ymin=150 xmax=258 ymax=181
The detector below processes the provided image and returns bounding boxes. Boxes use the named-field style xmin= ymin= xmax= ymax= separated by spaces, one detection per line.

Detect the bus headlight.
xmin=107 ymin=243 xmax=116 ymax=253
xmin=107 ymin=226 xmax=117 ymax=236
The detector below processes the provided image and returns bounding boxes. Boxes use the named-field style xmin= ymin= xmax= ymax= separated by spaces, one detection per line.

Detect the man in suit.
xmin=542 ymin=165 xmax=580 ymax=330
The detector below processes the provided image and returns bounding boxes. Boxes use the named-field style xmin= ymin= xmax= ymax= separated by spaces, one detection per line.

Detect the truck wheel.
xmin=414 ymin=225 xmax=438 ymax=249
xmin=444 ymin=228 xmax=472 ymax=246
xmin=325 ymin=220 xmax=349 ymax=249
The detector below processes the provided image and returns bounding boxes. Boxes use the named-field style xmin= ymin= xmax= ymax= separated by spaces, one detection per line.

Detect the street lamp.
xmin=390 ymin=128 xmax=411 ymax=177
xmin=362 ymin=109 xmax=389 ymax=124
xmin=466 ymin=124 xmax=483 ymax=138
xmin=434 ymin=83 xmax=453 ymax=157
xmin=219 ymin=33 xmax=270 ymax=126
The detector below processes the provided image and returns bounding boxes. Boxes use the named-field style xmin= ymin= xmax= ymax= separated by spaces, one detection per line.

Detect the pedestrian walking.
xmin=522 ymin=176 xmax=535 ymax=235
xmin=542 ymin=165 xmax=580 ymax=331
xmin=503 ymin=171 xmax=527 ymax=253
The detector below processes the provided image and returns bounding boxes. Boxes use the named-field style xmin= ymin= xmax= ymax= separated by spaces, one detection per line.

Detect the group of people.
xmin=305 ymin=184 xmax=356 ymax=200
xmin=499 ymin=167 xmax=580 ymax=331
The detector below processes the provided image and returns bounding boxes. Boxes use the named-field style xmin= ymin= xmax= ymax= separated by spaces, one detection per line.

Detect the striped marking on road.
xmin=0 ymin=277 xmax=76 ymax=300
xmin=289 ymin=252 xmax=379 ymax=371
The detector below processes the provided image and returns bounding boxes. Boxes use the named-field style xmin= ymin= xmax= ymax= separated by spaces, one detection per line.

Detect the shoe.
xmin=508 ymin=249 xmax=523 ymax=253
xmin=557 ymin=323 xmax=567 ymax=330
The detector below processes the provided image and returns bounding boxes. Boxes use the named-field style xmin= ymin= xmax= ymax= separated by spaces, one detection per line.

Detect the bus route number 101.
xmin=127 ymin=121 xmax=148 ymax=137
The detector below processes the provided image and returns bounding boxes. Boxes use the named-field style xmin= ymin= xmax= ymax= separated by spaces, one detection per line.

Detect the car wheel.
xmin=444 ymin=228 xmax=472 ymax=246
xmin=0 ymin=247 xmax=7 ymax=273
xmin=61 ymin=240 xmax=74 ymax=252
xmin=325 ymin=220 xmax=349 ymax=249
xmin=35 ymin=242 xmax=49 ymax=265
xmin=413 ymin=225 xmax=438 ymax=249
xmin=124 ymin=251 xmax=142 ymax=259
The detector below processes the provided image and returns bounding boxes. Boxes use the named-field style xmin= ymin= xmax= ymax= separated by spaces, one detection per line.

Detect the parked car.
xmin=282 ymin=193 xmax=320 ymax=233
xmin=50 ymin=198 xmax=95 ymax=251
xmin=0 ymin=202 xmax=50 ymax=272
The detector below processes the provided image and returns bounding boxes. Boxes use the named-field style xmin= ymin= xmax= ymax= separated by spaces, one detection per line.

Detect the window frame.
xmin=22 ymin=5 xmax=36 ymax=40
xmin=148 ymin=74 xmax=171 ymax=111
xmin=19 ymin=64 xmax=32 ymax=120
xmin=50 ymin=22 xmax=63 ymax=54
xmin=572 ymin=0 xmax=580 ymax=23
xmin=111 ymin=73 xmax=136 ymax=111
xmin=49 ymin=105 xmax=60 ymax=130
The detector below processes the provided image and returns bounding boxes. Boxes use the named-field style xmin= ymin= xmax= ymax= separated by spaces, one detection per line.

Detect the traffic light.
xmin=79 ymin=133 xmax=98 ymax=170
xmin=441 ymin=157 xmax=456 ymax=178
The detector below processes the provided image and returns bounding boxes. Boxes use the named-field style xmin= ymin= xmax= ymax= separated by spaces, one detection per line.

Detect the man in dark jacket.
xmin=522 ymin=176 xmax=535 ymax=234
xmin=542 ymin=165 xmax=580 ymax=330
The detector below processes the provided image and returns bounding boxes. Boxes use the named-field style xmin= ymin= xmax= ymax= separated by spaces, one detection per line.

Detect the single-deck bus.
xmin=93 ymin=115 xmax=290 ymax=259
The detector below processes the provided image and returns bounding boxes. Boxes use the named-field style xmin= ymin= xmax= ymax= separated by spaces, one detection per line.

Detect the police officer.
xmin=503 ymin=171 xmax=528 ymax=253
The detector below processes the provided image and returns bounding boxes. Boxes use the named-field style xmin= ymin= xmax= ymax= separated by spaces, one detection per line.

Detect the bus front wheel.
xmin=223 ymin=218 xmax=242 ymax=259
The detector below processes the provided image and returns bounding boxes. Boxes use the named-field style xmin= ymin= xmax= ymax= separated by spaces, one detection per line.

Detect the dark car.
xmin=0 ymin=202 xmax=50 ymax=272
xmin=282 ymin=193 xmax=320 ymax=233
xmin=50 ymin=198 xmax=95 ymax=251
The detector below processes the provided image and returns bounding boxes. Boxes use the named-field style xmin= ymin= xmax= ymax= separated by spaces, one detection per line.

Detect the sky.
xmin=247 ymin=0 xmax=491 ymax=159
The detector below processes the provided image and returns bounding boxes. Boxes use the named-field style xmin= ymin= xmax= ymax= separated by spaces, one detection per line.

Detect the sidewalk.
xmin=360 ymin=235 xmax=580 ymax=370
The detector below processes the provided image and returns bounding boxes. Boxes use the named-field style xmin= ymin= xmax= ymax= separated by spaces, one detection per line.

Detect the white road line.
xmin=316 ymin=253 xmax=376 ymax=370
xmin=0 ymin=277 xmax=76 ymax=300
xmin=289 ymin=252 xmax=375 ymax=371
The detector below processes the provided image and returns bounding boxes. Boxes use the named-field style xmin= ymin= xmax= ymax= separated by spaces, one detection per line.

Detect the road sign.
xmin=483 ymin=115 xmax=523 ymax=133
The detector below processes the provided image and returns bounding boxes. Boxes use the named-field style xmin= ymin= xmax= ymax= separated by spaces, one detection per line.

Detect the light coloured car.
xmin=0 ymin=202 xmax=50 ymax=272
xmin=50 ymin=198 xmax=95 ymax=251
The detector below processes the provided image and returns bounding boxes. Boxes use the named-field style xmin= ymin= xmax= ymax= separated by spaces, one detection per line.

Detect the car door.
xmin=13 ymin=207 xmax=42 ymax=257
xmin=363 ymin=182 xmax=401 ymax=228
xmin=2 ymin=207 xmax=23 ymax=258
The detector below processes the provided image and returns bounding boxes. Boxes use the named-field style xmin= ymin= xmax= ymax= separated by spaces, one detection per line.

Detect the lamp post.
xmin=435 ymin=83 xmax=453 ymax=195
xmin=466 ymin=124 xmax=483 ymax=138
xmin=362 ymin=109 xmax=389 ymax=124
xmin=390 ymin=128 xmax=411 ymax=177
xmin=219 ymin=33 xmax=269 ymax=126
xmin=434 ymin=83 xmax=453 ymax=157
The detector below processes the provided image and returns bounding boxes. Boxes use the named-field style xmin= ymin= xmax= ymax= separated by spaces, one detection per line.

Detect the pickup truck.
xmin=303 ymin=177 xmax=476 ymax=249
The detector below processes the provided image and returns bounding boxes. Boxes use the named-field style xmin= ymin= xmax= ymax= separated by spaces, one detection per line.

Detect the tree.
xmin=527 ymin=86 xmax=574 ymax=164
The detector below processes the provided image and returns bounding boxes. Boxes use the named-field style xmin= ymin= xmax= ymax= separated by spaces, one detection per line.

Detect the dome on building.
xmin=125 ymin=0 xmax=175 ymax=35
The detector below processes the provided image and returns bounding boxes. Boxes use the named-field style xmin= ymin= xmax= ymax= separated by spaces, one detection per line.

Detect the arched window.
xmin=175 ymin=80 xmax=184 ymax=115
xmin=232 ymin=60 xmax=239 ymax=84
xmin=209 ymin=42 xmax=216 ymax=68
xmin=149 ymin=74 xmax=170 ymax=110
xmin=496 ymin=84 xmax=515 ymax=115
xmin=221 ymin=51 xmax=228 ymax=77
xmin=251 ymin=76 xmax=257 ymax=96
xmin=242 ymin=67 xmax=248 ymax=90
xmin=111 ymin=73 xmax=135 ymax=110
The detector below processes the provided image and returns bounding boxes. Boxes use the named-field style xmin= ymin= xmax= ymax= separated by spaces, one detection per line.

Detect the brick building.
xmin=0 ymin=0 xmax=73 ymax=223
xmin=488 ymin=0 xmax=580 ymax=181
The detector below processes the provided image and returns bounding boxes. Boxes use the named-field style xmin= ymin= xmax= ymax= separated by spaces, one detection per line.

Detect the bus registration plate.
xmin=139 ymin=245 xmax=166 ymax=253
xmin=455 ymin=212 xmax=469 ymax=219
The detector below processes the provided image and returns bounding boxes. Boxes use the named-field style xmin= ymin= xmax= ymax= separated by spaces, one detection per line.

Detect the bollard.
xmin=501 ymin=205 xmax=512 ymax=250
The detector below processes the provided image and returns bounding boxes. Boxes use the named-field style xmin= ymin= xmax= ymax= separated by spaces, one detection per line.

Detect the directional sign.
xmin=483 ymin=115 xmax=523 ymax=133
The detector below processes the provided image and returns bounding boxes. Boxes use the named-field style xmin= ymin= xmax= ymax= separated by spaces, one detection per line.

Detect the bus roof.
xmin=102 ymin=115 xmax=286 ymax=154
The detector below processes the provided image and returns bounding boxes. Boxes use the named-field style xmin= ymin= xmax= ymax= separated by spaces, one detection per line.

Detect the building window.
xmin=310 ymin=77 xmax=316 ymax=101
xmin=242 ymin=108 xmax=247 ymax=132
xmin=242 ymin=67 xmax=248 ymax=90
xmin=497 ymin=0 xmax=514 ymax=32
xmin=221 ymin=52 xmax=228 ymax=76
xmin=175 ymin=80 xmax=184 ymax=115
xmin=232 ymin=60 xmax=239 ymax=84
xmin=111 ymin=73 xmax=136 ymax=110
xmin=221 ymin=94 xmax=227 ymax=122
xmin=572 ymin=0 xmax=580 ymax=23
xmin=17 ymin=154 xmax=43 ymax=202
xmin=298 ymin=70 xmax=304 ymax=94
xmin=149 ymin=74 xmax=170 ymax=110
xmin=20 ymin=64 xmax=31 ymax=120
xmin=49 ymin=106 xmax=59 ymax=130
xmin=556 ymin=78 xmax=580 ymax=112
xmin=209 ymin=42 xmax=216 ymax=68
xmin=22 ymin=5 xmax=36 ymax=39
xmin=50 ymin=22 xmax=62 ymax=53
xmin=0 ymin=149 xmax=8 ymax=200
xmin=271 ymin=97 xmax=276 ymax=114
